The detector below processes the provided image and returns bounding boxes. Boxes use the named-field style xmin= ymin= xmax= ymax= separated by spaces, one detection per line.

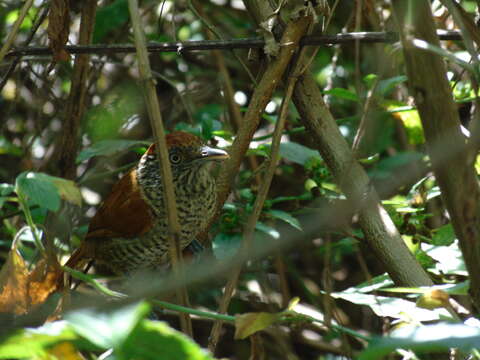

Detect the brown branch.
xmin=208 ymin=13 xmax=313 ymax=353
xmin=4 ymin=30 xmax=462 ymax=58
xmin=127 ymin=0 xmax=192 ymax=336
xmin=392 ymin=0 xmax=480 ymax=309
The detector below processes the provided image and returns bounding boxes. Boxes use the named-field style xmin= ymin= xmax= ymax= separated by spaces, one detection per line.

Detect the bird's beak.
xmin=200 ymin=146 xmax=229 ymax=161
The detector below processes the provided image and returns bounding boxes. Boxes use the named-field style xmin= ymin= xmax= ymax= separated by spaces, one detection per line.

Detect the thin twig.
xmin=0 ymin=0 xmax=34 ymax=62
xmin=0 ymin=3 xmax=49 ymax=92
xmin=207 ymin=16 xmax=312 ymax=352
xmin=4 ymin=30 xmax=462 ymax=59
xmin=127 ymin=0 xmax=193 ymax=337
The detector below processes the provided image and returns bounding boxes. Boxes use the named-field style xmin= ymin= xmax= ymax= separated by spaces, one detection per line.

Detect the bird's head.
xmin=141 ymin=131 xmax=229 ymax=176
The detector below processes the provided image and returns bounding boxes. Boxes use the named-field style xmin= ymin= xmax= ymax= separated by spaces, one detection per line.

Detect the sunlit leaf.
xmin=330 ymin=291 xmax=451 ymax=321
xmin=16 ymin=172 xmax=60 ymax=212
xmin=359 ymin=323 xmax=480 ymax=360
xmin=416 ymin=289 xmax=449 ymax=310
xmin=423 ymin=240 xmax=467 ymax=275
xmin=234 ymin=312 xmax=279 ymax=339
xmin=255 ymin=222 xmax=280 ymax=239
xmin=0 ymin=321 xmax=79 ymax=359
xmin=65 ymin=302 xmax=150 ymax=350
xmin=47 ymin=341 xmax=84 ymax=360
xmin=15 ymin=172 xmax=82 ymax=210
xmin=124 ymin=319 xmax=215 ymax=360
xmin=265 ymin=209 xmax=302 ymax=231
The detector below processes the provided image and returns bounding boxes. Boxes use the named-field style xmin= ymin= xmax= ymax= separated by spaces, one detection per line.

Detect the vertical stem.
xmin=208 ymin=18 xmax=312 ymax=351
xmin=127 ymin=0 xmax=192 ymax=337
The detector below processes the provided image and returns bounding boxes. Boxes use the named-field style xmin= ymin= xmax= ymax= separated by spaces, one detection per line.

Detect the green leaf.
xmin=65 ymin=302 xmax=150 ymax=350
xmin=0 ymin=183 xmax=15 ymax=209
xmin=424 ymin=241 xmax=467 ymax=275
xmin=376 ymin=75 xmax=407 ymax=96
xmin=123 ymin=320 xmax=215 ymax=360
xmin=15 ymin=172 xmax=61 ymax=212
xmin=0 ymin=137 xmax=22 ymax=156
xmin=277 ymin=142 xmax=321 ymax=165
xmin=342 ymin=274 xmax=394 ymax=294
xmin=255 ymin=222 xmax=280 ymax=239
xmin=359 ymin=323 xmax=480 ymax=360
xmin=77 ymin=139 xmax=149 ymax=163
xmin=234 ymin=312 xmax=279 ymax=339
xmin=432 ymin=223 xmax=455 ymax=246
xmin=323 ymin=88 xmax=359 ymax=102
xmin=0 ymin=183 xmax=14 ymax=196
xmin=330 ymin=291 xmax=451 ymax=321
xmin=93 ymin=0 xmax=129 ymax=43
xmin=0 ymin=321 xmax=80 ymax=358
xmin=50 ymin=177 xmax=82 ymax=207
xmin=266 ymin=209 xmax=302 ymax=231
xmin=15 ymin=172 xmax=82 ymax=211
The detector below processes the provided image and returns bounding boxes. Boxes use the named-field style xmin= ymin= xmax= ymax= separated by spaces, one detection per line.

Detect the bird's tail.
xmin=58 ymin=243 xmax=94 ymax=290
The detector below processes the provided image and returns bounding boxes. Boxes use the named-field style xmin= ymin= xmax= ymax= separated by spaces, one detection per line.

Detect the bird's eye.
xmin=169 ymin=153 xmax=182 ymax=164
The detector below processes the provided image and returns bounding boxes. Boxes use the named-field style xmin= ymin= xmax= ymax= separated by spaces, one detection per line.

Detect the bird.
xmin=64 ymin=131 xmax=229 ymax=276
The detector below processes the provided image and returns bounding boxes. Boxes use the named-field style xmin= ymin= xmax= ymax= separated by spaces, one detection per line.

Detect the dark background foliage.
xmin=0 ymin=0 xmax=479 ymax=359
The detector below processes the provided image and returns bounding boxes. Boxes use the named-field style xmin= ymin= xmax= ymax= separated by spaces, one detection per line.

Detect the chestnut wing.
xmin=86 ymin=169 xmax=154 ymax=240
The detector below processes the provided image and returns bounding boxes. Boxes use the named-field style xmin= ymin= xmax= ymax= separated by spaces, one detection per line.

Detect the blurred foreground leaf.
xmin=360 ymin=323 xmax=480 ymax=360
xmin=66 ymin=302 xmax=215 ymax=360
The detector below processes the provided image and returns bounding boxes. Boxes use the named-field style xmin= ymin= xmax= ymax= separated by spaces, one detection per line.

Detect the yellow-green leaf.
xmin=234 ymin=312 xmax=278 ymax=340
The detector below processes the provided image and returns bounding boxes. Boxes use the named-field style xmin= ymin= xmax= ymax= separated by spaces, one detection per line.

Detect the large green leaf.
xmin=360 ymin=323 xmax=480 ymax=360
xmin=15 ymin=172 xmax=61 ymax=211
xmin=65 ymin=302 xmax=150 ymax=350
xmin=0 ymin=321 xmax=82 ymax=359
xmin=123 ymin=320 xmax=215 ymax=360
xmin=15 ymin=172 xmax=82 ymax=211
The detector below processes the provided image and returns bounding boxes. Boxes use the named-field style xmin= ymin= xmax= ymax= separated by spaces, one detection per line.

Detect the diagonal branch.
xmin=246 ymin=0 xmax=433 ymax=288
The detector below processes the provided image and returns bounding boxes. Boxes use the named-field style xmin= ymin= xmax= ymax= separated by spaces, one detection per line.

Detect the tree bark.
xmin=244 ymin=0 xmax=433 ymax=287
xmin=392 ymin=0 xmax=480 ymax=308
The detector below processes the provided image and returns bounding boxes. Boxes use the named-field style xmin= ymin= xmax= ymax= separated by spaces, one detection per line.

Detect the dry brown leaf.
xmin=0 ymin=244 xmax=29 ymax=314
xmin=47 ymin=0 xmax=71 ymax=62
xmin=0 ymin=243 xmax=63 ymax=315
